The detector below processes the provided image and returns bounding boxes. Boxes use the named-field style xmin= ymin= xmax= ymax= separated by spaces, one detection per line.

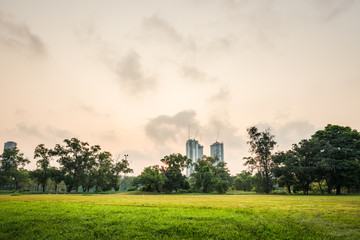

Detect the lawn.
xmin=0 ymin=193 xmax=359 ymax=239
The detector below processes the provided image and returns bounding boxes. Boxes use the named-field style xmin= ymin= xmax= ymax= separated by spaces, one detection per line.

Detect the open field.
xmin=0 ymin=193 xmax=359 ymax=239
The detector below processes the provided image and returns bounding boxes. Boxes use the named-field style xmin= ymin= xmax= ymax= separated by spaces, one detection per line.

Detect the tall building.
xmin=1 ymin=141 xmax=17 ymax=168
xmin=210 ymin=141 xmax=224 ymax=163
xmin=186 ymin=139 xmax=203 ymax=177
xmin=4 ymin=141 xmax=17 ymax=151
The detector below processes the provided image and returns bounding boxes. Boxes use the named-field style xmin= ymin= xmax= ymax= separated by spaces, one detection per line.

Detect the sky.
xmin=0 ymin=0 xmax=359 ymax=175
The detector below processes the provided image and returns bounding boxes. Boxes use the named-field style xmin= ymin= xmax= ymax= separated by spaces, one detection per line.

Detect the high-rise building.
xmin=186 ymin=139 xmax=203 ymax=177
xmin=4 ymin=141 xmax=17 ymax=151
xmin=1 ymin=141 xmax=17 ymax=168
xmin=210 ymin=141 xmax=224 ymax=163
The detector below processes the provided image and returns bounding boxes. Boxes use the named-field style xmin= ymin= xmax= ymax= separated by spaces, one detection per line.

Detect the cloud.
xmin=75 ymin=24 xmax=156 ymax=94
xmin=312 ymin=0 xmax=355 ymax=22
xmin=113 ymin=49 xmax=156 ymax=94
xmin=181 ymin=65 xmax=216 ymax=83
xmin=255 ymin=120 xmax=319 ymax=151
xmin=2 ymin=123 xmax=73 ymax=142
xmin=145 ymin=110 xmax=244 ymax=149
xmin=100 ymin=130 xmax=118 ymax=142
xmin=205 ymin=117 xmax=244 ymax=149
xmin=16 ymin=123 xmax=46 ymax=139
xmin=145 ymin=110 xmax=200 ymax=144
xmin=142 ymin=15 xmax=183 ymax=44
xmin=76 ymin=104 xmax=99 ymax=116
xmin=0 ymin=12 xmax=46 ymax=56
xmin=44 ymin=126 xmax=73 ymax=140
xmin=209 ymin=87 xmax=230 ymax=102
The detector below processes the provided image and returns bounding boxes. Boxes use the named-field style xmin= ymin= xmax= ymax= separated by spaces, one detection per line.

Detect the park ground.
xmin=0 ymin=192 xmax=359 ymax=239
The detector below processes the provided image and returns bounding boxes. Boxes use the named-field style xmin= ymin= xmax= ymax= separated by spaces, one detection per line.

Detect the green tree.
xmin=34 ymin=144 xmax=51 ymax=192
xmin=312 ymin=124 xmax=360 ymax=195
xmin=51 ymin=138 xmax=100 ymax=192
xmin=232 ymin=171 xmax=254 ymax=192
xmin=191 ymin=156 xmax=231 ymax=193
xmin=0 ymin=147 xmax=30 ymax=190
xmin=292 ymin=139 xmax=323 ymax=195
xmin=48 ymin=167 xmax=64 ymax=192
xmin=93 ymin=151 xmax=113 ymax=191
xmin=160 ymin=153 xmax=190 ymax=193
xmin=110 ymin=156 xmax=133 ymax=191
xmin=134 ymin=166 xmax=165 ymax=192
xmin=272 ymin=151 xmax=297 ymax=194
xmin=244 ymin=126 xmax=276 ymax=193
xmin=29 ymin=169 xmax=43 ymax=191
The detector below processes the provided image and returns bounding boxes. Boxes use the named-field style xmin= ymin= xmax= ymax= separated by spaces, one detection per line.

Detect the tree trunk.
xmin=318 ymin=182 xmax=324 ymax=195
xmin=42 ymin=184 xmax=46 ymax=192
xmin=287 ymin=185 xmax=291 ymax=194
xmin=14 ymin=179 xmax=19 ymax=190
xmin=54 ymin=184 xmax=58 ymax=192
xmin=326 ymin=179 xmax=332 ymax=194
xmin=336 ymin=186 xmax=341 ymax=195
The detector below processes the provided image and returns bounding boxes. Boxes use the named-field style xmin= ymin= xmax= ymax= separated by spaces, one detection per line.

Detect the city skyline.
xmin=1 ymin=1 xmax=360 ymax=175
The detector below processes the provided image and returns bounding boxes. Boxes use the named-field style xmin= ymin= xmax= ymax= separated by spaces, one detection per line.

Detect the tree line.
xmin=0 ymin=138 xmax=132 ymax=192
xmin=1 ymin=124 xmax=359 ymax=195
xmin=242 ymin=124 xmax=360 ymax=195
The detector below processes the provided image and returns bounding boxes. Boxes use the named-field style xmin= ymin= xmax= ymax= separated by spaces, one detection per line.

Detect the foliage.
xmin=33 ymin=144 xmax=51 ymax=192
xmin=312 ymin=124 xmax=360 ymax=195
xmin=51 ymin=138 xmax=104 ymax=192
xmin=232 ymin=171 xmax=254 ymax=192
xmin=48 ymin=167 xmax=64 ymax=191
xmin=190 ymin=156 xmax=231 ymax=193
xmin=134 ymin=165 xmax=166 ymax=192
xmin=272 ymin=151 xmax=297 ymax=194
xmin=272 ymin=125 xmax=360 ymax=195
xmin=0 ymin=147 xmax=30 ymax=190
xmin=110 ymin=155 xmax=133 ymax=191
xmin=160 ymin=153 xmax=190 ymax=193
xmin=244 ymin=126 xmax=276 ymax=193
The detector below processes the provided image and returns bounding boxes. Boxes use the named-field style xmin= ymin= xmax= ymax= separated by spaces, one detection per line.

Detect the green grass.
xmin=0 ymin=194 xmax=359 ymax=239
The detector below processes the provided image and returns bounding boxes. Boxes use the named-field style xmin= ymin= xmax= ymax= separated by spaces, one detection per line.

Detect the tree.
xmin=272 ymin=151 xmax=297 ymax=194
xmin=292 ymin=139 xmax=323 ymax=195
xmin=232 ymin=171 xmax=254 ymax=192
xmin=34 ymin=144 xmax=51 ymax=192
xmin=191 ymin=156 xmax=231 ymax=193
xmin=244 ymin=126 xmax=276 ymax=193
xmin=312 ymin=124 xmax=360 ymax=195
xmin=134 ymin=165 xmax=165 ymax=192
xmin=93 ymin=151 xmax=113 ymax=191
xmin=110 ymin=155 xmax=133 ymax=191
xmin=29 ymin=169 xmax=43 ymax=191
xmin=160 ymin=153 xmax=190 ymax=193
xmin=48 ymin=167 xmax=64 ymax=192
xmin=0 ymin=147 xmax=30 ymax=190
xmin=51 ymin=138 xmax=100 ymax=192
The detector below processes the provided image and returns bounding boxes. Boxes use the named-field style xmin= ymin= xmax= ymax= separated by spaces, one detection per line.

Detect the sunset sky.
xmin=1 ymin=0 xmax=359 ymax=174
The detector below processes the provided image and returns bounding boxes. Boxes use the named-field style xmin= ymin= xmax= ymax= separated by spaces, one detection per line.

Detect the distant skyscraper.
xmin=186 ymin=139 xmax=203 ymax=177
xmin=210 ymin=141 xmax=224 ymax=163
xmin=4 ymin=141 xmax=17 ymax=151
xmin=1 ymin=141 xmax=17 ymax=168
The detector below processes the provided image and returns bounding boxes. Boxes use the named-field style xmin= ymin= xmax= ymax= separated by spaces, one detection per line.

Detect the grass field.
xmin=0 ymin=193 xmax=359 ymax=239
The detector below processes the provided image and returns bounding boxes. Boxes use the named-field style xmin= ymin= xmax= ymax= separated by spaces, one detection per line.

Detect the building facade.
xmin=1 ymin=141 xmax=17 ymax=168
xmin=4 ymin=141 xmax=17 ymax=151
xmin=186 ymin=139 xmax=203 ymax=177
xmin=210 ymin=141 xmax=224 ymax=163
